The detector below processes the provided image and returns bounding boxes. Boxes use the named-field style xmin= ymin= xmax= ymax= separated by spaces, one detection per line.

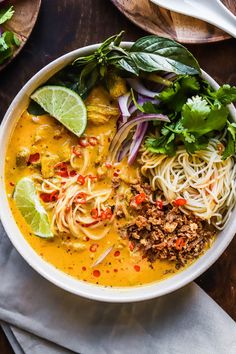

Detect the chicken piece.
xmin=86 ymin=86 xmax=119 ymax=125
xmin=41 ymin=153 xmax=60 ymax=178
xmin=16 ymin=147 xmax=30 ymax=167
xmin=107 ymin=72 xmax=128 ymax=99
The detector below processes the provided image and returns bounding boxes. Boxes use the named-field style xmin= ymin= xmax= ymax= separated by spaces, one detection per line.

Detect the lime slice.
xmin=31 ymin=85 xmax=87 ymax=137
xmin=13 ymin=177 xmax=53 ymax=238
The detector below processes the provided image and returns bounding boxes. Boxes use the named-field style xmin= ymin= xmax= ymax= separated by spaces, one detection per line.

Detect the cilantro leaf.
xmin=159 ymin=75 xmax=200 ymax=112
xmin=0 ymin=6 xmax=14 ymax=25
xmin=222 ymin=121 xmax=236 ymax=160
xmin=0 ymin=31 xmax=20 ymax=64
xmin=181 ymin=96 xmax=228 ymax=135
xmin=145 ymin=133 xmax=176 ymax=156
xmin=207 ymin=84 xmax=236 ymax=106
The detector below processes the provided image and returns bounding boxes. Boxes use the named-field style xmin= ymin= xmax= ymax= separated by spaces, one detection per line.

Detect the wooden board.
xmin=111 ymin=0 xmax=236 ymax=44
xmin=0 ymin=0 xmax=41 ymax=71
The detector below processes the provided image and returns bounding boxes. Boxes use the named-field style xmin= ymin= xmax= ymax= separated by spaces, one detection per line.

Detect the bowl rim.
xmin=0 ymin=42 xmax=235 ymax=303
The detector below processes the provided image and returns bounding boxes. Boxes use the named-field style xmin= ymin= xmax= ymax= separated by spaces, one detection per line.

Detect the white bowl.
xmin=0 ymin=43 xmax=235 ymax=303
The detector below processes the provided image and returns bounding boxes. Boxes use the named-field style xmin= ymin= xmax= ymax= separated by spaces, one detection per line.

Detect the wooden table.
xmin=0 ymin=0 xmax=235 ymax=352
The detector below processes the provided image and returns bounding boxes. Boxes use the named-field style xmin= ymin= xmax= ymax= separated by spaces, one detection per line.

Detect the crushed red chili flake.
xmin=72 ymin=146 xmax=82 ymax=157
xmin=28 ymin=153 xmax=40 ymax=164
xmin=90 ymin=243 xmax=99 ymax=252
xmin=70 ymin=170 xmax=77 ymax=177
xmin=91 ymin=208 xmax=99 ymax=219
xmin=113 ymin=172 xmax=119 ymax=177
xmin=101 ymin=208 xmax=113 ymax=221
xmin=88 ymin=136 xmax=98 ymax=146
xmin=105 ymin=162 xmax=112 ymax=169
xmin=77 ymin=175 xmax=86 ymax=185
xmin=134 ymin=265 xmax=140 ymax=272
xmin=10 ymin=182 xmax=15 ymax=187
xmin=106 ymin=270 xmax=110 ymax=273
xmin=173 ymin=198 xmax=187 ymax=207
xmin=78 ymin=137 xmax=89 ymax=147
xmin=82 ymin=266 xmax=86 ymax=271
xmin=129 ymin=242 xmax=134 ymax=251
xmin=87 ymin=174 xmax=97 ymax=182
xmin=49 ymin=190 xmax=59 ymax=202
xmin=84 ymin=236 xmax=90 ymax=241
xmin=175 ymin=237 xmax=186 ymax=250
xmin=93 ymin=270 xmax=100 ymax=277
xmin=114 ymin=250 xmax=120 ymax=257
xmin=113 ymin=269 xmax=118 ymax=273
xmin=156 ymin=200 xmax=163 ymax=209
xmin=75 ymin=192 xmax=87 ymax=204
xmin=135 ymin=193 xmax=147 ymax=205
xmin=40 ymin=193 xmax=51 ymax=203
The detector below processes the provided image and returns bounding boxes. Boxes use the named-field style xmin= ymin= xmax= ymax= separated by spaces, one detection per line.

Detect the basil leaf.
xmin=27 ymin=101 xmax=47 ymax=116
xmin=129 ymin=36 xmax=200 ymax=75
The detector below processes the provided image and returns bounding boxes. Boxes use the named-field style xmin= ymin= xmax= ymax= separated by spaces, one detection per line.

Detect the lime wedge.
xmin=13 ymin=177 xmax=53 ymax=238
xmin=31 ymin=85 xmax=87 ymax=137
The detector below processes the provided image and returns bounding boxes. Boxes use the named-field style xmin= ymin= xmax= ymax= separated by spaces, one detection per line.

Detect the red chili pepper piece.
xmin=75 ymin=192 xmax=87 ymax=204
xmin=175 ymin=237 xmax=186 ymax=250
xmin=88 ymin=136 xmax=98 ymax=146
xmin=54 ymin=162 xmax=67 ymax=170
xmin=57 ymin=170 xmax=69 ymax=178
xmin=72 ymin=146 xmax=82 ymax=157
xmin=82 ymin=266 xmax=86 ymax=271
xmin=78 ymin=137 xmax=89 ymax=147
xmin=114 ymin=250 xmax=120 ymax=257
xmin=49 ymin=190 xmax=59 ymax=202
xmin=77 ymin=175 xmax=86 ymax=185
xmin=40 ymin=193 xmax=51 ymax=203
xmin=129 ymin=242 xmax=134 ymax=252
xmin=70 ymin=170 xmax=77 ymax=177
xmin=105 ymin=162 xmax=112 ymax=169
xmin=90 ymin=208 xmax=99 ymax=219
xmin=28 ymin=153 xmax=40 ymax=164
xmin=93 ymin=270 xmax=101 ymax=277
xmin=87 ymin=174 xmax=97 ymax=182
xmin=90 ymin=243 xmax=99 ymax=252
xmin=135 ymin=193 xmax=147 ymax=205
xmin=134 ymin=265 xmax=140 ymax=272
xmin=101 ymin=208 xmax=113 ymax=221
xmin=173 ymin=198 xmax=187 ymax=207
xmin=156 ymin=200 xmax=163 ymax=209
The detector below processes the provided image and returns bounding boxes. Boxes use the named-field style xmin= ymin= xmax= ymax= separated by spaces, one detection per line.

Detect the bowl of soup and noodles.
xmin=1 ymin=36 xmax=236 ymax=302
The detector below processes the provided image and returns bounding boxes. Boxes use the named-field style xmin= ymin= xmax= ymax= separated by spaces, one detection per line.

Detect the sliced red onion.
xmin=128 ymin=122 xmax=148 ymax=165
xmin=117 ymin=138 xmax=132 ymax=162
xmin=108 ymin=113 xmax=170 ymax=162
xmin=0 ymin=26 xmax=3 ymax=36
xmin=127 ymin=78 xmax=159 ymax=98
xmin=118 ymin=92 xmax=130 ymax=119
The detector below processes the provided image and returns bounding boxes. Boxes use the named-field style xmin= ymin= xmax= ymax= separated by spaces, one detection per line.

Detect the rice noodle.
xmin=140 ymin=139 xmax=236 ymax=229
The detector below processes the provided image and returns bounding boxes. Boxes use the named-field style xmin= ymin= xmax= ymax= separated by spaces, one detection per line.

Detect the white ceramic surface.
xmin=151 ymin=0 xmax=236 ymax=38
xmin=0 ymin=43 xmax=236 ymax=303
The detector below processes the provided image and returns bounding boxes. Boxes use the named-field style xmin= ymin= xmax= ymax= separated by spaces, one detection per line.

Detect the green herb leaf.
xmin=145 ymin=133 xmax=176 ymax=156
xmin=0 ymin=31 xmax=20 ymax=64
xmin=222 ymin=121 xmax=236 ymax=159
xmin=27 ymin=100 xmax=47 ymax=116
xmin=129 ymin=36 xmax=200 ymax=75
xmin=181 ymin=96 xmax=228 ymax=135
xmin=0 ymin=6 xmax=14 ymax=25
xmin=159 ymin=76 xmax=200 ymax=112
xmin=208 ymin=84 xmax=236 ymax=105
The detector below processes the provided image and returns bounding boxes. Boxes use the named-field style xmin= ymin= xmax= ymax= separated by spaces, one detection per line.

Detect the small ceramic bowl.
xmin=0 ymin=43 xmax=235 ymax=302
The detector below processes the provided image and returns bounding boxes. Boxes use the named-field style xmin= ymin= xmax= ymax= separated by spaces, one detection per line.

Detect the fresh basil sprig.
xmin=71 ymin=32 xmax=200 ymax=96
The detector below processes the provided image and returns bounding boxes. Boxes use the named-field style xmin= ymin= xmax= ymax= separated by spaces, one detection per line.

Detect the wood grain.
xmin=0 ymin=0 xmax=41 ymax=71
xmin=0 ymin=0 xmax=235 ymax=352
xmin=111 ymin=0 xmax=236 ymax=43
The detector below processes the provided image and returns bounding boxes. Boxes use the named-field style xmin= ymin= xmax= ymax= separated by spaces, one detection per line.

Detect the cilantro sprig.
xmin=145 ymin=78 xmax=236 ymax=159
xmin=0 ymin=6 xmax=20 ymax=65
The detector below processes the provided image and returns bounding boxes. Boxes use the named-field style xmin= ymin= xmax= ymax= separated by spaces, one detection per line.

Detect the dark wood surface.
xmin=0 ymin=0 xmax=41 ymax=71
xmin=0 ymin=0 xmax=235 ymax=352
xmin=111 ymin=0 xmax=236 ymax=44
